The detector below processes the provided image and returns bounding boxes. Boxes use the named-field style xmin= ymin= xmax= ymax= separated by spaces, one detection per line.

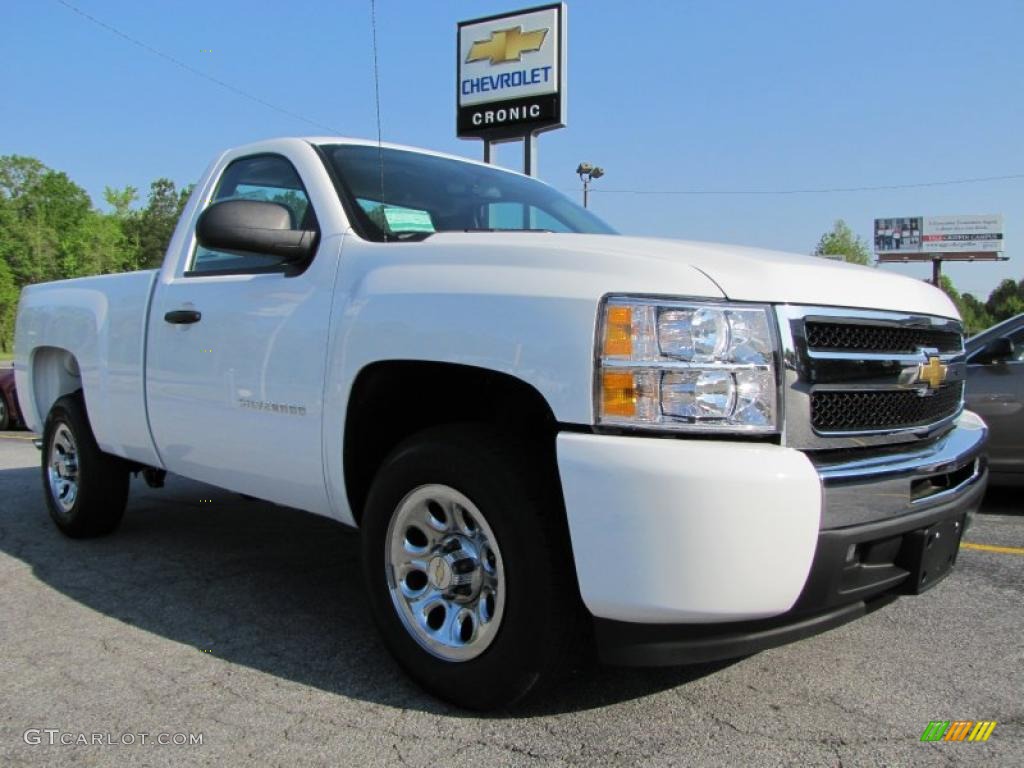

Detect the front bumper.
xmin=556 ymin=411 xmax=987 ymax=665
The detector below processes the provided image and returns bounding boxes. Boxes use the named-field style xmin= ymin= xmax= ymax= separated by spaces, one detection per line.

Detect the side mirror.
xmin=196 ymin=199 xmax=317 ymax=261
xmin=973 ymin=336 xmax=1014 ymax=365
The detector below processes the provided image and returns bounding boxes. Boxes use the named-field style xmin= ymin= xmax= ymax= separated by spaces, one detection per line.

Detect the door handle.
xmin=164 ymin=310 xmax=202 ymax=325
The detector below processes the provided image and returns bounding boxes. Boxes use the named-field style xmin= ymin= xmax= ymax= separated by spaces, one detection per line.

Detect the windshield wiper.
xmin=458 ymin=228 xmax=554 ymax=233
xmin=385 ymin=231 xmax=433 ymax=241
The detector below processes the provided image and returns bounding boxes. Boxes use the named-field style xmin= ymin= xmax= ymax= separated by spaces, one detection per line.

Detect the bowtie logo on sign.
xmin=467 ymin=26 xmax=548 ymax=65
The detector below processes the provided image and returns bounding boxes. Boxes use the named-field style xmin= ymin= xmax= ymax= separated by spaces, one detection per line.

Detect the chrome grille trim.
xmin=804 ymin=320 xmax=962 ymax=354
xmin=776 ymin=306 xmax=966 ymax=450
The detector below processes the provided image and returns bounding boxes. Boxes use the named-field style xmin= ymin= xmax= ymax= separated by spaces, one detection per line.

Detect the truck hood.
xmin=630 ymin=237 xmax=957 ymax=318
xmin=421 ymin=233 xmax=957 ymax=319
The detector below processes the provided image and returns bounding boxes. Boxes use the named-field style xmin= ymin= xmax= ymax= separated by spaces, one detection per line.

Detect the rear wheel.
xmin=0 ymin=394 xmax=9 ymax=431
xmin=361 ymin=424 xmax=581 ymax=710
xmin=42 ymin=393 xmax=129 ymax=538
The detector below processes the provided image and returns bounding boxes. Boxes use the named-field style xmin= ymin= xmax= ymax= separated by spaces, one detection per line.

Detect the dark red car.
xmin=0 ymin=367 xmax=26 ymax=430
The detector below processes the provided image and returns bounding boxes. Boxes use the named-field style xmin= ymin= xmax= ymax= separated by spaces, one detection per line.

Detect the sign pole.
xmin=523 ymin=132 xmax=538 ymax=176
xmin=932 ymin=258 xmax=941 ymax=287
xmin=483 ymin=140 xmax=493 ymax=164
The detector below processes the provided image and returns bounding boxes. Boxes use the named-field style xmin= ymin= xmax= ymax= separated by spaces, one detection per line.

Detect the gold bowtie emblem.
xmin=467 ymin=26 xmax=548 ymax=65
xmin=918 ymin=356 xmax=948 ymax=389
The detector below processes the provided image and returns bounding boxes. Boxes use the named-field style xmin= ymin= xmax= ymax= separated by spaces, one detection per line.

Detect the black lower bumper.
xmin=595 ymin=467 xmax=987 ymax=667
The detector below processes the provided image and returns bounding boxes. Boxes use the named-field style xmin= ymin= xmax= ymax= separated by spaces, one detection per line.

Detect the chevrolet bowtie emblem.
xmin=467 ymin=26 xmax=547 ymax=65
xmin=918 ymin=356 xmax=948 ymax=389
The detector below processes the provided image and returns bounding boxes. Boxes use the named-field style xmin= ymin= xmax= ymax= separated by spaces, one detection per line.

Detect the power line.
xmin=564 ymin=173 xmax=1024 ymax=197
xmin=52 ymin=0 xmax=1024 ymax=200
xmin=55 ymin=0 xmax=342 ymax=135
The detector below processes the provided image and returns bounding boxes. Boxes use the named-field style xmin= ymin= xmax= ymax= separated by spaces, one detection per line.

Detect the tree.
xmin=813 ymin=220 xmax=872 ymax=266
xmin=985 ymin=278 xmax=1024 ymax=323
xmin=959 ymin=292 xmax=993 ymax=335
xmin=0 ymin=258 xmax=18 ymax=354
xmin=123 ymin=179 xmax=193 ymax=269
xmin=0 ymin=156 xmax=176 ymax=351
xmin=0 ymin=155 xmax=47 ymax=200
xmin=104 ymin=186 xmax=138 ymax=218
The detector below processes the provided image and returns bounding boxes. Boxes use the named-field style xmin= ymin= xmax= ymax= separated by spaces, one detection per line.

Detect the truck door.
xmin=146 ymin=152 xmax=337 ymax=515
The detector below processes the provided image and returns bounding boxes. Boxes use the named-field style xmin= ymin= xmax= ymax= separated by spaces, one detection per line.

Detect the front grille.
xmin=805 ymin=322 xmax=962 ymax=354
xmin=811 ymin=382 xmax=963 ymax=432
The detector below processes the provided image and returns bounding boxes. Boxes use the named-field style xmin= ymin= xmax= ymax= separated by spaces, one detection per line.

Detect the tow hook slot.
xmin=910 ymin=460 xmax=977 ymax=503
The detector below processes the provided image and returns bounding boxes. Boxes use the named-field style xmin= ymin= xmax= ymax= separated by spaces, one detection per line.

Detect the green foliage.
xmin=984 ymin=278 xmax=1024 ymax=322
xmin=939 ymin=275 xmax=1023 ymax=335
xmin=0 ymin=155 xmax=193 ymax=350
xmin=122 ymin=179 xmax=193 ymax=270
xmin=0 ymin=258 xmax=19 ymax=354
xmin=814 ymin=219 xmax=872 ymax=266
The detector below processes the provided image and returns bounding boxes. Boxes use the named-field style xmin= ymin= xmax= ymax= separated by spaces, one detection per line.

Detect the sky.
xmin=4 ymin=0 xmax=1022 ymax=297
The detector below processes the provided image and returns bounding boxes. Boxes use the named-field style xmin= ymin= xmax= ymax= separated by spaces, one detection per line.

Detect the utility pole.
xmin=576 ymin=163 xmax=604 ymax=208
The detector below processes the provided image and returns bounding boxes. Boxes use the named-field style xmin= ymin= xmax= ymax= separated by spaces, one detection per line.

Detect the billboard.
xmin=921 ymin=214 xmax=1004 ymax=254
xmin=875 ymin=214 xmax=1003 ymax=256
xmin=457 ymin=3 xmax=566 ymax=139
xmin=874 ymin=217 xmax=922 ymax=253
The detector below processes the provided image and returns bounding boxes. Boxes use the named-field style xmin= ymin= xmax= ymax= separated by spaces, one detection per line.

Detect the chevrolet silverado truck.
xmin=14 ymin=138 xmax=987 ymax=709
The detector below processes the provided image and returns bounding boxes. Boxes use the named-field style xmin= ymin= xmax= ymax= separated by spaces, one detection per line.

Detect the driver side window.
xmin=189 ymin=154 xmax=317 ymax=275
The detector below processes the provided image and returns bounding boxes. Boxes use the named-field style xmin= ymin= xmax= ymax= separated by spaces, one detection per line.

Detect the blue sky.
xmin=4 ymin=0 xmax=1022 ymax=297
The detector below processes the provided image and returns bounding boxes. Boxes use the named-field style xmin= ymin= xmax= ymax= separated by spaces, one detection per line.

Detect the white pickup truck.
xmin=14 ymin=138 xmax=987 ymax=709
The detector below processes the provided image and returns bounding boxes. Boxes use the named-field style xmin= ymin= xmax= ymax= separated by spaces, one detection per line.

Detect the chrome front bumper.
xmin=813 ymin=410 xmax=988 ymax=530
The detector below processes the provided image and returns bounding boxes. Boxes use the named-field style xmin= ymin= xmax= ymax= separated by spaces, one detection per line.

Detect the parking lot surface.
xmin=0 ymin=431 xmax=1020 ymax=767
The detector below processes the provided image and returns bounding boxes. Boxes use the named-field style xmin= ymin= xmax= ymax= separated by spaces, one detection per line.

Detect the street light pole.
xmin=576 ymin=163 xmax=604 ymax=208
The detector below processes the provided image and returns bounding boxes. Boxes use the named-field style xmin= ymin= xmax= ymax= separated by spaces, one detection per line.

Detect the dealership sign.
xmin=457 ymin=3 xmax=566 ymax=139
xmin=875 ymin=214 xmax=1003 ymax=256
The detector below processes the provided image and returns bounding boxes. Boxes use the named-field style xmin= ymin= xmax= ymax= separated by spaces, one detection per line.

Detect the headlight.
xmin=597 ymin=297 xmax=779 ymax=432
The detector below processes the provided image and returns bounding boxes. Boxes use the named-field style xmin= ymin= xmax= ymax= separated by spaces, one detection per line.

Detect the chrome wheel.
xmin=386 ymin=484 xmax=505 ymax=662
xmin=47 ymin=424 xmax=80 ymax=515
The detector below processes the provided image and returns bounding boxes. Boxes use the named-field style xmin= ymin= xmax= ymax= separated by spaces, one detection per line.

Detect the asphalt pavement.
xmin=0 ymin=431 xmax=1021 ymax=767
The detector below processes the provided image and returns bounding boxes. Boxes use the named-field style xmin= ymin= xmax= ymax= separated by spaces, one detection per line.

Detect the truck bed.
xmin=14 ymin=270 xmax=161 ymax=468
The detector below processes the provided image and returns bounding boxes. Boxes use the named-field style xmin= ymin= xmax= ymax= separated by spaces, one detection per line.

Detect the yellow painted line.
xmin=961 ymin=541 xmax=1024 ymax=556
xmin=0 ymin=434 xmax=38 ymax=441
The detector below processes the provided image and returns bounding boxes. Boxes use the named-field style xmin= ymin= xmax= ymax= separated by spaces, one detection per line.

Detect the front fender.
xmin=320 ymin=235 xmax=724 ymax=523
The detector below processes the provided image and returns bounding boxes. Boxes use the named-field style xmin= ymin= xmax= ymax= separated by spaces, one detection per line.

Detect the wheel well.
xmin=343 ymin=361 xmax=559 ymax=524
xmin=31 ymin=347 xmax=82 ymax=427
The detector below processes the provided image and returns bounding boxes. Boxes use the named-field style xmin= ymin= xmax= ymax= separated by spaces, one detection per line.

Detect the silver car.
xmin=966 ymin=313 xmax=1024 ymax=485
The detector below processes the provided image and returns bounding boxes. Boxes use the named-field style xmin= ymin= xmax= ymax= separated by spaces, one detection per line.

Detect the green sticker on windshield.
xmin=383 ymin=205 xmax=435 ymax=233
xmin=359 ymin=200 xmax=435 ymax=233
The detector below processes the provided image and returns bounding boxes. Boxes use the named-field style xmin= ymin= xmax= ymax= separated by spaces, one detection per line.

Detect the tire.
xmin=41 ymin=393 xmax=129 ymax=538
xmin=0 ymin=394 xmax=10 ymax=431
xmin=361 ymin=423 xmax=582 ymax=710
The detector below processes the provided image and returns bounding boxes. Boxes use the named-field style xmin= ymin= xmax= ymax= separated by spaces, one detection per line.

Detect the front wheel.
xmin=361 ymin=424 xmax=581 ymax=710
xmin=42 ymin=393 xmax=129 ymax=538
xmin=0 ymin=394 xmax=10 ymax=431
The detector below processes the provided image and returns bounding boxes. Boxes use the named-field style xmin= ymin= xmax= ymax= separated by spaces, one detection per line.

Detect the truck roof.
xmin=231 ymin=136 xmax=530 ymax=178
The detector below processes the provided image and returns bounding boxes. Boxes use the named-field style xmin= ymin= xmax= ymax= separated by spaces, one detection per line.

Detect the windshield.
xmin=321 ymin=144 xmax=616 ymax=240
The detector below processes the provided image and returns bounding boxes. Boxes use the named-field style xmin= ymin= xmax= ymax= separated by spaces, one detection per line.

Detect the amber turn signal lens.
xmin=601 ymin=371 xmax=636 ymax=417
xmin=603 ymin=305 xmax=632 ymax=357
